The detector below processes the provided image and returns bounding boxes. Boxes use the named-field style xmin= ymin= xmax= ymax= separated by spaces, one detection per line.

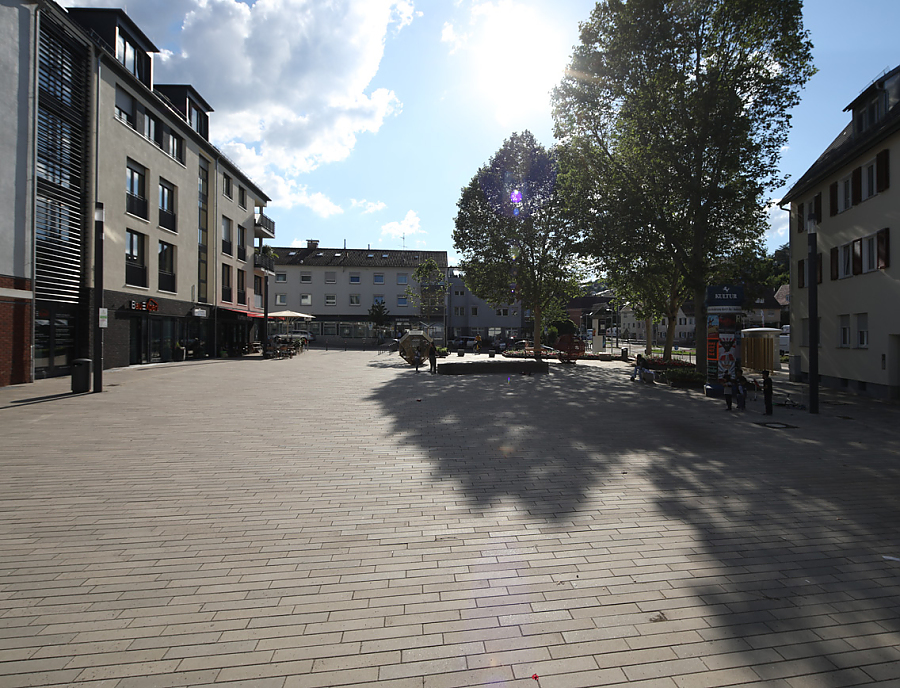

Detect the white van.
xmin=779 ymin=325 xmax=790 ymax=355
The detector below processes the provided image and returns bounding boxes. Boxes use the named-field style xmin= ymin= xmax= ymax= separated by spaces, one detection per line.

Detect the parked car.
xmin=285 ymin=330 xmax=316 ymax=342
xmin=454 ymin=336 xmax=478 ymax=349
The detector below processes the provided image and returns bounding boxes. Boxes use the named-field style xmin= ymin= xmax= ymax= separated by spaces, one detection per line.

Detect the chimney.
xmin=307 ymin=239 xmax=319 ymax=248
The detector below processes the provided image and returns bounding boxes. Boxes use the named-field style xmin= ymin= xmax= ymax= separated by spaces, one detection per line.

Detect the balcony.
xmin=222 ymin=239 xmax=233 ymax=256
xmin=158 ymin=270 xmax=176 ymax=293
xmin=254 ymin=211 xmax=275 ymax=239
xmin=126 ymin=193 xmax=148 ymax=220
xmin=237 ymin=289 xmax=247 ymax=305
xmin=237 ymin=245 xmax=246 ymax=262
xmin=159 ymin=208 xmax=176 ymax=232
xmin=254 ymin=253 xmax=275 ymax=272
xmin=222 ymin=286 xmax=232 ymax=303
xmin=126 ymin=261 xmax=147 ymax=287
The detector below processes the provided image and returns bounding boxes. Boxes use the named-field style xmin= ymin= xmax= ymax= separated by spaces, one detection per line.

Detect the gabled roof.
xmin=783 ymin=64 xmax=900 ymax=204
xmin=272 ymin=248 xmax=448 ymax=269
xmin=774 ymin=284 xmax=791 ymax=306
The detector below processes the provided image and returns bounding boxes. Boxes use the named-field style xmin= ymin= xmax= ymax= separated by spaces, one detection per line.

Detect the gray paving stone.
xmin=1 ymin=353 xmax=900 ymax=687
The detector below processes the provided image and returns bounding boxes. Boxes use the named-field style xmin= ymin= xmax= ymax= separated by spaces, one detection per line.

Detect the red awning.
xmin=219 ymin=307 xmax=265 ymax=319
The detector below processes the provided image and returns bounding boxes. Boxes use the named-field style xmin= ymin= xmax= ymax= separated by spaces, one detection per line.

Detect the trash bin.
xmin=621 ymin=347 xmax=628 ymax=360
xmin=71 ymin=358 xmax=92 ymax=393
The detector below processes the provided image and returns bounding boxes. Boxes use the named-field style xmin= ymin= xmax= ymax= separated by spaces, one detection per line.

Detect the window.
xmin=454 ymin=306 xmax=462 ymax=316
xmin=397 ymin=295 xmax=408 ymax=307
xmin=838 ymin=243 xmax=852 ymax=278
xmin=275 ymin=293 xmax=287 ymax=306
xmin=300 ymin=294 xmax=312 ymax=306
xmin=275 ymin=272 xmax=287 ymax=282
xmin=838 ymin=174 xmax=852 ymax=212
xmin=839 ymin=314 xmax=851 ymax=348
xmin=221 ymin=216 xmax=233 ymax=255
xmin=188 ymin=101 xmax=207 ymax=138
xmin=349 ymin=273 xmax=361 ymax=284
xmin=254 ymin=275 xmax=263 ymax=308
xmin=300 ymin=272 xmax=312 ymax=283
xmin=496 ymin=308 xmax=508 ymax=316
xmin=158 ymin=179 xmax=176 ymax=232
xmin=222 ymin=264 xmax=232 ymax=302
xmin=374 ymin=273 xmax=384 ymax=284
xmin=471 ymin=306 xmax=478 ymax=316
xmin=126 ymin=230 xmax=147 ymax=287
xmin=116 ymin=31 xmax=148 ymax=82
xmin=114 ymin=87 xmax=135 ymax=127
xmin=856 ymin=313 xmax=869 ymax=348
xmin=237 ymin=269 xmax=246 ymax=305
xmin=397 ymin=273 xmax=408 ymax=285
xmin=223 ymin=174 xmax=233 ymax=199
xmin=325 ymin=272 xmax=336 ymax=283
xmin=863 ymin=160 xmax=877 ymax=201
xmin=864 ymin=235 xmax=877 ymax=272
xmin=167 ymin=132 xmax=184 ymax=163
xmin=325 ymin=294 xmax=336 ymax=306
xmin=143 ymin=112 xmax=162 ymax=147
xmin=126 ymin=160 xmax=147 ymax=219
xmin=158 ymin=241 xmax=176 ymax=292
xmin=239 ymin=186 xmax=247 ymax=209
xmin=374 ymin=295 xmax=385 ymax=305
xmin=349 ymin=294 xmax=361 ymax=306
xmin=237 ymin=225 xmax=247 ymax=261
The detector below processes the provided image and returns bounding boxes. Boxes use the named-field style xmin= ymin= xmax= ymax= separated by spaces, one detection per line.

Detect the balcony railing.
xmin=158 ymin=270 xmax=176 ymax=293
xmin=237 ymin=289 xmax=247 ymax=305
xmin=126 ymin=262 xmax=147 ymax=287
xmin=237 ymin=245 xmax=246 ymax=262
xmin=222 ymin=239 xmax=233 ymax=256
xmin=222 ymin=286 xmax=232 ymax=303
xmin=159 ymin=208 xmax=176 ymax=232
xmin=254 ymin=253 xmax=275 ymax=272
xmin=254 ymin=211 xmax=275 ymax=238
xmin=126 ymin=193 xmax=148 ymax=219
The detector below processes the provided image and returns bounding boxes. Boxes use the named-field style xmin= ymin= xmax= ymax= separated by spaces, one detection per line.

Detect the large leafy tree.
xmin=453 ymin=131 xmax=585 ymax=355
xmin=553 ymin=0 xmax=814 ymax=368
xmin=405 ymin=257 xmax=449 ymax=338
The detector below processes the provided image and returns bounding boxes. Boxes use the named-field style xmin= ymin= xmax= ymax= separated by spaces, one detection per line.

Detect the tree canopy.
xmin=553 ymin=0 xmax=814 ymax=364
xmin=453 ymin=131 xmax=585 ymax=353
xmin=405 ymin=257 xmax=449 ymax=337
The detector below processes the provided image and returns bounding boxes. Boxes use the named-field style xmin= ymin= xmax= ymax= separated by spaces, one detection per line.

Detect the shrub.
xmin=644 ymin=356 xmax=695 ymax=369
xmin=665 ymin=368 xmax=706 ymax=386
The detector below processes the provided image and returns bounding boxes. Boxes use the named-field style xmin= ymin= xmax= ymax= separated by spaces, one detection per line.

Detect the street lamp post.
xmin=807 ymin=211 xmax=819 ymax=414
xmin=93 ymin=203 xmax=104 ymax=393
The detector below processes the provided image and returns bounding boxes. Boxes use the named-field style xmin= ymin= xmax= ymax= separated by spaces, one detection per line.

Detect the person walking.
xmin=413 ymin=347 xmax=422 ymax=373
xmin=428 ymin=341 xmax=437 ymax=374
xmin=763 ymin=369 xmax=773 ymax=415
xmin=736 ymin=374 xmax=747 ymax=411
xmin=723 ymin=372 xmax=733 ymax=411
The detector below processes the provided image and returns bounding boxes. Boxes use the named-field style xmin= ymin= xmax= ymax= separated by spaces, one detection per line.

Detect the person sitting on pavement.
xmin=631 ymin=354 xmax=646 ymax=381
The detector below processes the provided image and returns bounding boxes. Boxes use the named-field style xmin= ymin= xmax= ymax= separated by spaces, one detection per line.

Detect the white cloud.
xmin=765 ymin=198 xmax=790 ymax=246
xmin=381 ymin=210 xmax=425 ymax=240
xmin=351 ymin=199 xmax=387 ymax=214
xmin=441 ymin=22 xmax=468 ymax=54
xmin=63 ymin=0 xmax=415 ymax=209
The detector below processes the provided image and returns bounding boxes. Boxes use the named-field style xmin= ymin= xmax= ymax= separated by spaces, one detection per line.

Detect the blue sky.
xmin=63 ymin=0 xmax=900 ymax=261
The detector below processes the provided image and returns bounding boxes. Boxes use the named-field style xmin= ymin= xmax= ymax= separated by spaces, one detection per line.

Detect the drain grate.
xmin=754 ymin=422 xmax=798 ymax=429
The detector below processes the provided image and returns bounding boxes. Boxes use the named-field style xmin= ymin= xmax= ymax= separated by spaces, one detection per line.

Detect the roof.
xmin=774 ymin=284 xmax=791 ymax=306
xmin=783 ymin=64 xmax=900 ymax=204
xmin=66 ymin=7 xmax=159 ymax=53
xmin=271 ymin=248 xmax=448 ymax=269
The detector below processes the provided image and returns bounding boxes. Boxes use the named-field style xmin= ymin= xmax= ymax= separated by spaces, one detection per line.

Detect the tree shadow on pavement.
xmin=367 ymin=359 xmax=900 ymax=680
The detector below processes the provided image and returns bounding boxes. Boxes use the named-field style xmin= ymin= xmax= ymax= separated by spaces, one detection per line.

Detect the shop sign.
xmin=130 ymin=298 xmax=159 ymax=312
xmin=193 ymin=307 xmax=207 ymax=318
xmin=706 ymin=285 xmax=744 ymax=313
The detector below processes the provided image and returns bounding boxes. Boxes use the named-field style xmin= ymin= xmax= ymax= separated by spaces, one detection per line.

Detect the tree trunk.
xmin=644 ymin=318 xmax=652 ymax=356
xmin=694 ymin=284 xmax=707 ymax=377
xmin=533 ymin=304 xmax=542 ymax=360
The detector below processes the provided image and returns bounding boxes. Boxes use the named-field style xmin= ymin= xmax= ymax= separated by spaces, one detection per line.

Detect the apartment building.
xmin=0 ymin=1 xmax=275 ymax=385
xmin=447 ymin=271 xmax=527 ymax=343
xmin=782 ymin=64 xmax=899 ymax=399
xmin=269 ymin=241 xmax=448 ymax=345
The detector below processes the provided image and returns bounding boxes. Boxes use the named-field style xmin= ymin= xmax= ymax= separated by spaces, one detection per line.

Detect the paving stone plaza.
xmin=1 ymin=351 xmax=900 ymax=687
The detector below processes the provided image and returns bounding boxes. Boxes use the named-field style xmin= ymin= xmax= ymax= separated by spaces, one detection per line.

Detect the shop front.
xmin=215 ymin=307 xmax=263 ymax=356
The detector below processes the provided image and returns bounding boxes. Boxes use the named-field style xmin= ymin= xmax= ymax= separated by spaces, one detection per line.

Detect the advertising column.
xmin=706 ymin=286 xmax=743 ymax=386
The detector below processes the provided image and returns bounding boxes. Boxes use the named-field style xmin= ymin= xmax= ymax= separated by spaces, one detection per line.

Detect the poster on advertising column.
xmin=706 ymin=286 xmax=743 ymax=384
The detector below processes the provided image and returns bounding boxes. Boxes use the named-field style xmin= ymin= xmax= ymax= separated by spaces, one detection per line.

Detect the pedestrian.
xmin=723 ymin=372 xmax=733 ymax=411
xmin=736 ymin=374 xmax=747 ymax=411
xmin=413 ymin=347 xmax=422 ymax=373
xmin=631 ymin=354 xmax=645 ymax=381
xmin=763 ymin=369 xmax=773 ymax=415
xmin=428 ymin=341 xmax=437 ymax=374
xmin=475 ymin=334 xmax=482 ymax=353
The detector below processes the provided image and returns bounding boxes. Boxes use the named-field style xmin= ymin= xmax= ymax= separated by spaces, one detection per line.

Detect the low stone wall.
xmin=437 ymin=359 xmax=550 ymax=375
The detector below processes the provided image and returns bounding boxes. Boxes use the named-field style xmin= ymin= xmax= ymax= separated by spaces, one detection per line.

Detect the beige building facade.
xmin=783 ymin=65 xmax=899 ymax=399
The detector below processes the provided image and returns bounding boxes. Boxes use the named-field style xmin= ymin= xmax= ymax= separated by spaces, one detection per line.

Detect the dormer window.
xmin=853 ymin=97 xmax=882 ymax=136
xmin=188 ymin=100 xmax=208 ymax=138
xmin=115 ymin=30 xmax=150 ymax=85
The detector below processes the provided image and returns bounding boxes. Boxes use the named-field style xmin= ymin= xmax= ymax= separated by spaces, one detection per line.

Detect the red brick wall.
xmin=0 ymin=275 xmax=33 ymax=387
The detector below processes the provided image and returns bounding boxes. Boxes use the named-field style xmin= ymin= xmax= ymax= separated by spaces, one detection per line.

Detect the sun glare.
xmin=469 ymin=4 xmax=567 ymax=127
